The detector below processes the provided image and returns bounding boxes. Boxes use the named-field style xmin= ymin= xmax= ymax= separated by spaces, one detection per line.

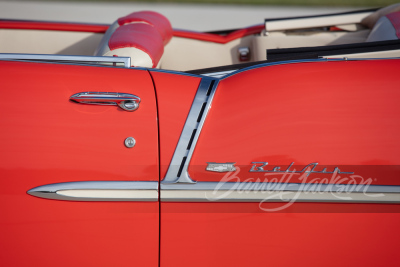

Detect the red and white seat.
xmin=94 ymin=11 xmax=173 ymax=68
xmin=361 ymin=4 xmax=400 ymax=42
xmin=366 ymin=11 xmax=400 ymax=42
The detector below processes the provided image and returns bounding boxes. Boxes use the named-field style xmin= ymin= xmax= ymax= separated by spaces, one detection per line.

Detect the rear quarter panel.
xmin=190 ymin=59 xmax=400 ymax=186
xmin=161 ymin=59 xmax=400 ymax=267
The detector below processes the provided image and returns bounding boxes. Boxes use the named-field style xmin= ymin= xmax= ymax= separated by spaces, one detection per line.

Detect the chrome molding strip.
xmin=221 ymin=58 xmax=400 ymax=80
xmin=201 ymin=70 xmax=237 ymax=78
xmin=222 ymin=58 xmax=330 ymax=79
xmin=150 ymin=68 xmax=203 ymax=78
xmin=0 ymin=53 xmax=131 ymax=68
xmin=28 ymin=181 xmax=158 ymax=201
xmin=27 ymin=180 xmax=400 ymax=203
xmin=161 ymin=182 xmax=400 ymax=203
xmin=162 ymin=77 xmax=219 ymax=184
xmin=161 ymin=182 xmax=400 ymax=193
xmin=162 ymin=190 xmax=400 ymax=203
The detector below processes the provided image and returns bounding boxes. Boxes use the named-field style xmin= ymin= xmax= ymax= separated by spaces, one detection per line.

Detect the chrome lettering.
xmin=249 ymin=162 xmax=354 ymax=177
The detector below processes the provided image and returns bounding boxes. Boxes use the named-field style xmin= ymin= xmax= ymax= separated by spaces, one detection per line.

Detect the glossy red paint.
xmin=149 ymin=71 xmax=201 ymax=178
xmin=161 ymin=203 xmax=400 ymax=267
xmin=0 ymin=198 xmax=159 ymax=267
xmin=0 ymin=20 xmax=109 ymax=32
xmin=0 ymin=61 xmax=159 ymax=266
xmin=189 ymin=59 xmax=400 ymax=185
xmin=0 ymin=61 xmax=159 ymax=182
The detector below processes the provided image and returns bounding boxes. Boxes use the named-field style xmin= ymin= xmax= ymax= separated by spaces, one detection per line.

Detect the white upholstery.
xmin=366 ymin=11 xmax=400 ymax=42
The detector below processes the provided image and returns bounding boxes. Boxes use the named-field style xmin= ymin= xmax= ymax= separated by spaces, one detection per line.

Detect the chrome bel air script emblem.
xmin=250 ymin=162 xmax=354 ymax=177
xmin=206 ymin=162 xmax=236 ymax=173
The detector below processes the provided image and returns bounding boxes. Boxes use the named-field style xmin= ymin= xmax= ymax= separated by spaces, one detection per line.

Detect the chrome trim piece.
xmin=222 ymin=58 xmax=400 ymax=80
xmin=206 ymin=162 xmax=237 ymax=172
xmin=162 ymin=77 xmax=218 ymax=184
xmin=124 ymin=137 xmax=136 ymax=148
xmin=70 ymin=92 xmax=141 ymax=111
xmin=201 ymin=70 xmax=237 ymax=78
xmin=27 ymin=181 xmax=158 ymax=201
xmin=249 ymin=162 xmax=354 ymax=177
xmin=150 ymin=68 xmax=203 ymax=78
xmin=0 ymin=53 xmax=131 ymax=68
xmin=162 ymin=190 xmax=400 ymax=203
xmin=222 ymin=58 xmax=330 ymax=79
xmin=161 ymin=181 xmax=400 ymax=193
xmin=27 ymin=180 xmax=400 ymax=203
xmin=193 ymin=58 xmax=380 ymax=79
xmin=160 ymin=181 xmax=400 ymax=203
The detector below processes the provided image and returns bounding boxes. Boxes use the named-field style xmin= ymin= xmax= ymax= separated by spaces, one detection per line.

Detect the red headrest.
xmin=109 ymin=23 xmax=164 ymax=68
xmin=118 ymin=11 xmax=173 ymax=45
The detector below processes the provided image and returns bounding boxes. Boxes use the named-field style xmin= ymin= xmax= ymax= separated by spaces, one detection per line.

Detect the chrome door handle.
xmin=70 ymin=92 xmax=141 ymax=111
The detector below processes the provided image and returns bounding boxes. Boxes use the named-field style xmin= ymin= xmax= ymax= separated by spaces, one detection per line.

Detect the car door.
xmin=159 ymin=59 xmax=400 ymax=267
xmin=0 ymin=60 xmax=159 ymax=267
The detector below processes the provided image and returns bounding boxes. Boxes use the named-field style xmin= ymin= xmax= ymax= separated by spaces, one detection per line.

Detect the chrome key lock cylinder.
xmin=124 ymin=137 xmax=136 ymax=148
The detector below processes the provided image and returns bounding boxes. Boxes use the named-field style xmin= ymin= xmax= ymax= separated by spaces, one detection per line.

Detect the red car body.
xmin=0 ymin=7 xmax=399 ymax=267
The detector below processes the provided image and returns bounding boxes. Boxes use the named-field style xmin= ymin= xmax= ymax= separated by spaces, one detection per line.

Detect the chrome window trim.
xmin=27 ymin=181 xmax=158 ymax=201
xmin=201 ymin=70 xmax=237 ymax=78
xmin=150 ymin=68 xmax=203 ymax=78
xmin=222 ymin=57 xmax=400 ymax=79
xmin=0 ymin=53 xmax=131 ymax=68
xmin=162 ymin=77 xmax=219 ymax=184
xmin=221 ymin=58 xmax=330 ymax=79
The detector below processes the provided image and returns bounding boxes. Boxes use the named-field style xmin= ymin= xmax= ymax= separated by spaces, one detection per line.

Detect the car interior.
xmin=0 ymin=3 xmax=399 ymax=73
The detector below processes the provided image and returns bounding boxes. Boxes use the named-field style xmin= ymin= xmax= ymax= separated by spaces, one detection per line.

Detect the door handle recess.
xmin=70 ymin=92 xmax=141 ymax=111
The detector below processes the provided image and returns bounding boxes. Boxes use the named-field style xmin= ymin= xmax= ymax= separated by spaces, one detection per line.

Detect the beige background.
xmin=0 ymin=1 xmax=353 ymax=31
